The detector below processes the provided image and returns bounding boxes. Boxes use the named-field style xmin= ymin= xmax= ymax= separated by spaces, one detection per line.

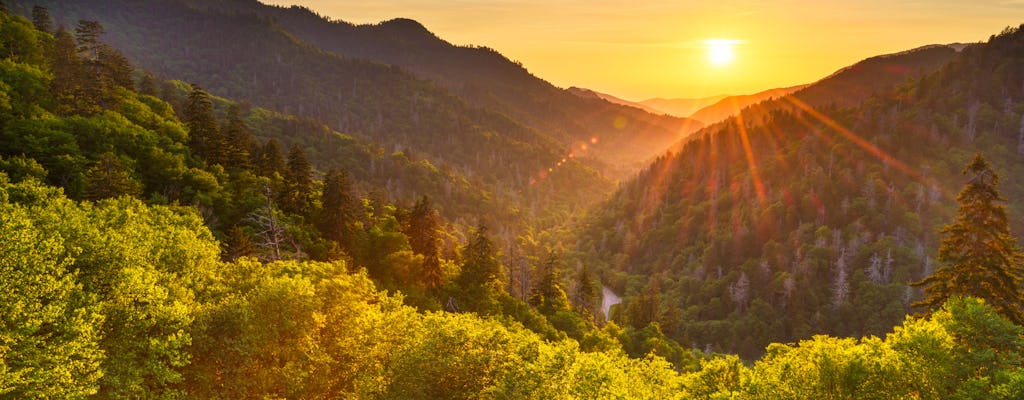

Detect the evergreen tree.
xmin=281 ymin=145 xmax=313 ymax=215
xmin=183 ymin=83 xmax=224 ymax=164
xmin=97 ymin=44 xmax=134 ymax=89
xmin=222 ymin=104 xmax=256 ymax=170
xmin=573 ymin=265 xmax=596 ymax=319
xmin=31 ymin=6 xmax=52 ymax=33
xmin=49 ymin=25 xmax=86 ymax=116
xmin=256 ymin=138 xmax=287 ymax=177
xmin=912 ymin=154 xmax=1024 ymax=324
xmin=404 ymin=196 xmax=443 ymax=289
xmin=74 ymin=20 xmax=104 ymax=60
xmin=529 ymin=252 xmax=570 ymax=315
xmin=456 ymin=225 xmax=502 ymax=313
xmin=74 ymin=20 xmax=111 ymax=110
xmin=319 ymin=168 xmax=358 ymax=252
xmin=83 ymin=152 xmax=142 ymax=201
xmin=225 ymin=225 xmax=256 ymax=261
xmin=137 ymin=72 xmax=158 ymax=97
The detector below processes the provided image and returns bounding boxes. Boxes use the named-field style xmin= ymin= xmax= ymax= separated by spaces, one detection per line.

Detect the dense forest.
xmin=580 ymin=24 xmax=1024 ymax=358
xmin=2 ymin=2 xmax=1024 ymax=399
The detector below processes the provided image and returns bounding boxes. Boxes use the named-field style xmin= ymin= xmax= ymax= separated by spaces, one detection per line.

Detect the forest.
xmin=1 ymin=2 xmax=1024 ymax=399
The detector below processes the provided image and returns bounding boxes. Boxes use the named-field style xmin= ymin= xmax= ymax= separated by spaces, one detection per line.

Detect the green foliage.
xmin=0 ymin=177 xmax=103 ymax=399
xmin=913 ymin=154 xmax=1024 ymax=324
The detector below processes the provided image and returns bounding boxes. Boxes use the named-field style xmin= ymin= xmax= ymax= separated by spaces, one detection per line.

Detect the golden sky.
xmin=261 ymin=0 xmax=1024 ymax=100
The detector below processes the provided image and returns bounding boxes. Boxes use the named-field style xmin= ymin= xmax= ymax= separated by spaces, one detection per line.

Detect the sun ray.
xmin=733 ymin=101 xmax=767 ymax=207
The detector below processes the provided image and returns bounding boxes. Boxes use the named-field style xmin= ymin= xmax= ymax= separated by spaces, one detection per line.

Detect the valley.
xmin=3 ymin=1 xmax=1024 ymax=398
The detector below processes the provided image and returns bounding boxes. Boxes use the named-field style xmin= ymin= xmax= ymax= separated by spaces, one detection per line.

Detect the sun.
xmin=705 ymin=39 xmax=740 ymax=67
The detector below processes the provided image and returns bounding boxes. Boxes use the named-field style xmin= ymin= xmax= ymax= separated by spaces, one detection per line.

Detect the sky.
xmin=260 ymin=0 xmax=1024 ymax=100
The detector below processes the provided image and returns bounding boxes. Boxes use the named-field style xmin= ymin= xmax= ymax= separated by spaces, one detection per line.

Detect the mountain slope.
xmin=18 ymin=0 xmax=611 ymax=229
xmin=190 ymin=0 xmax=703 ymax=175
xmin=640 ymin=95 xmax=730 ymax=118
xmin=688 ymin=85 xmax=807 ymax=124
xmin=566 ymin=86 xmax=669 ymax=116
xmin=578 ymin=26 xmax=1024 ymax=358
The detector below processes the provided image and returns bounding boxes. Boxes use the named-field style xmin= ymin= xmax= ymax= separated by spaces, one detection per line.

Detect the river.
xmin=600 ymin=286 xmax=622 ymax=320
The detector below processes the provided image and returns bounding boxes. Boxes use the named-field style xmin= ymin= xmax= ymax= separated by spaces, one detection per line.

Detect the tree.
xmin=529 ymin=251 xmax=570 ymax=315
xmin=222 ymin=104 xmax=256 ymax=170
xmin=31 ymin=6 xmax=52 ymax=33
xmin=97 ymin=44 xmax=134 ymax=89
xmin=455 ymin=225 xmax=502 ymax=314
xmin=83 ymin=152 xmax=142 ymax=200
xmin=74 ymin=20 xmax=104 ymax=60
xmin=49 ymin=25 xmax=86 ymax=116
xmin=256 ymin=138 xmax=287 ymax=177
xmin=74 ymin=20 xmax=112 ymax=110
xmin=183 ymin=83 xmax=224 ymax=164
xmin=0 ymin=202 xmax=103 ymax=399
xmin=280 ymin=145 xmax=313 ymax=215
xmin=137 ymin=72 xmax=158 ymax=97
xmin=912 ymin=154 xmax=1024 ymax=324
xmin=403 ymin=195 xmax=443 ymax=289
xmin=319 ymin=168 xmax=358 ymax=252
xmin=573 ymin=265 xmax=597 ymax=318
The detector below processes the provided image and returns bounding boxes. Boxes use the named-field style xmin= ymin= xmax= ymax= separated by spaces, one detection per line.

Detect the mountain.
xmin=688 ymin=85 xmax=807 ymax=124
xmin=566 ymin=86 xmax=669 ymax=116
xmin=578 ymin=28 xmax=1023 ymax=358
xmin=640 ymin=95 xmax=730 ymax=118
xmin=16 ymin=0 xmax=620 ymax=234
xmin=183 ymin=0 xmax=703 ymax=176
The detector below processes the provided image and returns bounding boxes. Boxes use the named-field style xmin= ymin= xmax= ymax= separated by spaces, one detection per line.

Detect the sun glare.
xmin=705 ymin=39 xmax=740 ymax=67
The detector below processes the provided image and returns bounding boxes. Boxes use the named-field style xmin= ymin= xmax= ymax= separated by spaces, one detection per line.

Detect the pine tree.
xmin=184 ymin=84 xmax=224 ymax=164
xmin=225 ymin=225 xmax=256 ymax=261
xmin=74 ymin=20 xmax=111 ymax=110
xmin=31 ymin=6 xmax=52 ymax=33
xmin=281 ymin=145 xmax=313 ymax=215
xmin=222 ymin=104 xmax=256 ymax=170
xmin=137 ymin=72 xmax=158 ymax=97
xmin=74 ymin=20 xmax=104 ymax=60
xmin=403 ymin=195 xmax=443 ymax=289
xmin=97 ymin=44 xmax=134 ymax=89
xmin=319 ymin=168 xmax=358 ymax=252
xmin=50 ymin=26 xmax=86 ymax=116
xmin=83 ymin=152 xmax=142 ymax=201
xmin=529 ymin=252 xmax=569 ymax=315
xmin=912 ymin=154 xmax=1024 ymax=324
xmin=256 ymin=138 xmax=287 ymax=177
xmin=455 ymin=225 xmax=502 ymax=313
xmin=573 ymin=265 xmax=596 ymax=319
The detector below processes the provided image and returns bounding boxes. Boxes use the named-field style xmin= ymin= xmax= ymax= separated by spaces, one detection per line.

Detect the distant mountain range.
xmin=687 ymin=85 xmax=808 ymax=124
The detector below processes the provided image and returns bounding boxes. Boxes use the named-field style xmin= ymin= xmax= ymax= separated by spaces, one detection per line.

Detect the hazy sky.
xmin=261 ymin=0 xmax=1024 ymax=100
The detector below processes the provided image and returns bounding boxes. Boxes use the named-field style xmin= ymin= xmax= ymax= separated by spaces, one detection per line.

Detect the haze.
xmin=262 ymin=0 xmax=1022 ymax=100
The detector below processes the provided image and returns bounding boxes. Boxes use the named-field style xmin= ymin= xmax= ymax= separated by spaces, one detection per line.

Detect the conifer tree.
xmin=31 ymin=6 xmax=52 ymax=33
xmin=573 ymin=265 xmax=596 ymax=319
xmin=184 ymin=84 xmax=224 ymax=164
xmin=456 ymin=225 xmax=502 ymax=313
xmin=74 ymin=20 xmax=111 ymax=110
xmin=529 ymin=252 xmax=570 ymax=315
xmin=50 ymin=26 xmax=85 ymax=116
xmin=84 ymin=152 xmax=142 ymax=200
xmin=319 ymin=168 xmax=358 ymax=252
xmin=74 ymin=20 xmax=104 ymax=60
xmin=281 ymin=145 xmax=313 ymax=215
xmin=912 ymin=154 xmax=1024 ymax=324
xmin=137 ymin=72 xmax=158 ymax=97
xmin=97 ymin=44 xmax=134 ymax=89
xmin=256 ymin=138 xmax=287 ymax=177
xmin=403 ymin=196 xmax=443 ymax=289
xmin=223 ymin=104 xmax=256 ymax=170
